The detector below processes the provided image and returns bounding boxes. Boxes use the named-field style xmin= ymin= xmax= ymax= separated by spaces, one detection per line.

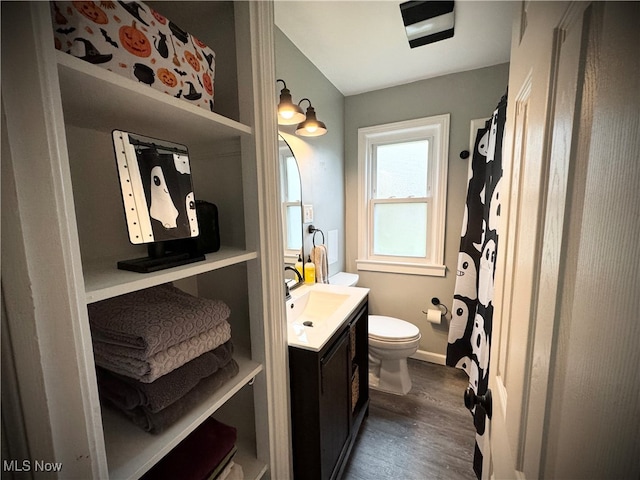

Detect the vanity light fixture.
xmin=400 ymin=0 xmax=455 ymax=49
xmin=295 ymin=98 xmax=327 ymax=137
xmin=277 ymin=79 xmax=306 ymax=125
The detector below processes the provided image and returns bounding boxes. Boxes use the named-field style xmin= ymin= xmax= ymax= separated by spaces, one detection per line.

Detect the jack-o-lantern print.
xmin=157 ymin=68 xmax=178 ymax=88
xmin=120 ymin=21 xmax=152 ymax=58
xmin=192 ymin=36 xmax=207 ymax=49
xmin=72 ymin=1 xmax=108 ymax=24
xmin=184 ymin=51 xmax=200 ymax=72
xmin=151 ymin=9 xmax=167 ymax=25
xmin=202 ymin=72 xmax=213 ymax=96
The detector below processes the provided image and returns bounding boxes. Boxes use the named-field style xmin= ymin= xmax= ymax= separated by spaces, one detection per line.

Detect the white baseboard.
xmin=410 ymin=349 xmax=446 ymax=365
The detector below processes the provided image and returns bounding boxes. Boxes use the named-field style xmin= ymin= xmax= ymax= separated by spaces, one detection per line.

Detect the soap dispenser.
xmin=295 ymin=254 xmax=304 ymax=281
xmin=304 ymin=255 xmax=316 ymax=284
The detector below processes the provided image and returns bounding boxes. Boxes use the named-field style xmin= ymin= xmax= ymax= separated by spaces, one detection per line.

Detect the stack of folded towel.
xmin=88 ymin=283 xmax=239 ymax=433
xmin=141 ymin=417 xmax=243 ymax=480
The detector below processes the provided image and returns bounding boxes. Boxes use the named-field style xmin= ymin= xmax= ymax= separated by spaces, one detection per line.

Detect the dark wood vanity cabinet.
xmin=289 ymin=298 xmax=369 ymax=480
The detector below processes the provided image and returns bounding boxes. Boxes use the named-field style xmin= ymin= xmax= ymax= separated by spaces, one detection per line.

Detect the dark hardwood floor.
xmin=343 ymin=359 xmax=477 ymax=480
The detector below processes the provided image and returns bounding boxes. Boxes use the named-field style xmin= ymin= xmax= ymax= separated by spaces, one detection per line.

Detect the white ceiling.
xmin=274 ymin=0 xmax=517 ymax=96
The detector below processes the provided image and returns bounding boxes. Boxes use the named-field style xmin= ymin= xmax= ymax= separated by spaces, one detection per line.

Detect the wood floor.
xmin=343 ymin=359 xmax=477 ymax=480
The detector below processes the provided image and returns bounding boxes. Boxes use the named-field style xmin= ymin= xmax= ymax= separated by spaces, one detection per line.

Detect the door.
xmin=319 ymin=329 xmax=350 ymax=480
xmin=488 ymin=1 xmax=592 ymax=478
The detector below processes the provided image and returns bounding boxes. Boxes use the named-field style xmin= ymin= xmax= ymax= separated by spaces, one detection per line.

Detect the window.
xmin=357 ymin=114 xmax=449 ymax=276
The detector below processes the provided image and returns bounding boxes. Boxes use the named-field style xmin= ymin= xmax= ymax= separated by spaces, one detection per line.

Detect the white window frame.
xmin=357 ymin=114 xmax=449 ymax=276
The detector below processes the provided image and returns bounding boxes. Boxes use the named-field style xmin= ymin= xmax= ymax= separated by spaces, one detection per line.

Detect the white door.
xmin=488 ymin=2 xmax=593 ymax=478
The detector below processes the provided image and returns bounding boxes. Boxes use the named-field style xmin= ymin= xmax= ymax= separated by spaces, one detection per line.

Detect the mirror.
xmin=278 ymin=134 xmax=304 ymax=265
xmin=112 ymin=130 xmax=205 ymax=273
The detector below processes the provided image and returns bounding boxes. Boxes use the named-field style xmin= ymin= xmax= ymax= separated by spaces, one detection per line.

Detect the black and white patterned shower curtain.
xmin=446 ymin=93 xmax=507 ymax=479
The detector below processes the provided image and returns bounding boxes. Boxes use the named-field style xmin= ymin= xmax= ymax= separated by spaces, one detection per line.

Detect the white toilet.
xmin=368 ymin=315 xmax=421 ymax=395
xmin=328 ymin=271 xmax=360 ymax=287
xmin=328 ymin=272 xmax=421 ymax=396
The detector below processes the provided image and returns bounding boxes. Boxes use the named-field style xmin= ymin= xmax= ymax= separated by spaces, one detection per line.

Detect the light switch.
xmin=303 ymin=205 xmax=314 ymax=223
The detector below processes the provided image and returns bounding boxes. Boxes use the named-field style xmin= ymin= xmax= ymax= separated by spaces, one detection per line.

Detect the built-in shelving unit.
xmin=1 ymin=2 xmax=287 ymax=479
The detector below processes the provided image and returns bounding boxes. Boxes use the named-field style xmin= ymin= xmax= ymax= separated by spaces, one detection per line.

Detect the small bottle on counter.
xmin=304 ymin=255 xmax=316 ymax=284
xmin=295 ymin=254 xmax=304 ymax=281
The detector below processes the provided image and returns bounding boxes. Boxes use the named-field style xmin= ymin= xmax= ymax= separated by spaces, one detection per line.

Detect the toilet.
xmin=368 ymin=315 xmax=421 ymax=395
xmin=328 ymin=271 xmax=359 ymax=287
xmin=328 ymin=272 xmax=421 ymax=396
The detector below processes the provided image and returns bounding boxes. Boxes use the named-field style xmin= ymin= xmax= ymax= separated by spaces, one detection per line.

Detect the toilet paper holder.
xmin=422 ymin=297 xmax=450 ymax=320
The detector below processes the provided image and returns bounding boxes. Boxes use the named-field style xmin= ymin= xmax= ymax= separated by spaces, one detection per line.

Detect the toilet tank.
xmin=329 ymin=272 xmax=359 ymax=287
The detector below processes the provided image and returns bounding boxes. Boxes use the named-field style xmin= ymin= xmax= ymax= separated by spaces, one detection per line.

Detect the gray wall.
xmin=345 ymin=64 xmax=510 ymax=359
xmin=275 ymin=29 xmax=346 ymax=275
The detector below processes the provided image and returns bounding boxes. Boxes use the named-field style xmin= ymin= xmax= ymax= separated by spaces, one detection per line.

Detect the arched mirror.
xmin=279 ymin=134 xmax=304 ymax=265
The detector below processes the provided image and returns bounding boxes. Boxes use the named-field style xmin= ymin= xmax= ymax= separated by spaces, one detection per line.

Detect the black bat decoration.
xmin=56 ymin=27 xmax=76 ymax=35
xmin=100 ymin=29 xmax=118 ymax=48
xmin=173 ymin=68 xmax=187 ymax=77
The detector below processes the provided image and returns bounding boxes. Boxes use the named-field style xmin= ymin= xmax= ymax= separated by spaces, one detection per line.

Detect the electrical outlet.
xmin=303 ymin=205 xmax=314 ymax=223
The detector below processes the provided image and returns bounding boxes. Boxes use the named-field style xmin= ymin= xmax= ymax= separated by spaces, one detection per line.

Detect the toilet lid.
xmin=369 ymin=315 xmax=420 ymax=342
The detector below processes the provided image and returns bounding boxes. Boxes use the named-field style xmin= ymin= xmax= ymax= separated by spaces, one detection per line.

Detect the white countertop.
xmin=286 ymin=283 xmax=369 ymax=352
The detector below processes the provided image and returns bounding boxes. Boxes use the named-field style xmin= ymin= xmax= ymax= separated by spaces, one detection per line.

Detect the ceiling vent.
xmin=400 ymin=0 xmax=455 ymax=48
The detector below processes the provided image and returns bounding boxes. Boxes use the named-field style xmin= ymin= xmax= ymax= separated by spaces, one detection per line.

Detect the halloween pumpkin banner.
xmin=50 ymin=1 xmax=216 ymax=112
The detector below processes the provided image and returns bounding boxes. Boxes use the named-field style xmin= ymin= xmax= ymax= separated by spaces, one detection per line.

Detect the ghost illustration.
xmin=185 ymin=192 xmax=198 ymax=235
xmin=456 ymin=252 xmax=477 ymax=300
xmin=473 ymin=219 xmax=487 ymax=252
xmin=472 ymin=313 xmax=490 ymax=375
xmin=489 ymin=179 xmax=502 ymax=232
xmin=149 ymin=166 xmax=178 ymax=229
xmin=461 ymin=204 xmax=469 ymax=237
xmin=448 ymin=297 xmax=470 ymax=343
xmin=477 ymin=129 xmax=489 ymax=157
xmin=487 ymin=112 xmax=498 ymax=163
xmin=455 ymin=356 xmax=479 ymax=391
xmin=174 ymin=153 xmax=190 ymax=174
xmin=478 ymin=239 xmax=497 ymax=306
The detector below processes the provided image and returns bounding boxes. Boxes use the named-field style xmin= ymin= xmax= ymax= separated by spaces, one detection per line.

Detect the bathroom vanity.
xmin=287 ymin=285 xmax=369 ymax=480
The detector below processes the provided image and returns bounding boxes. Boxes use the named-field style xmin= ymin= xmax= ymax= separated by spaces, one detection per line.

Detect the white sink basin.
xmin=286 ymin=284 xmax=369 ymax=351
xmin=287 ymin=290 xmax=350 ymax=325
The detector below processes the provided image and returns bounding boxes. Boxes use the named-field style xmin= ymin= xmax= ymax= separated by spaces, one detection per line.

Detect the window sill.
xmin=356 ymin=259 xmax=446 ymax=277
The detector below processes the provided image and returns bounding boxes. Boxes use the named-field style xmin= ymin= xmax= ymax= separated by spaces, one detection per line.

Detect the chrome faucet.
xmin=284 ymin=265 xmax=303 ymax=300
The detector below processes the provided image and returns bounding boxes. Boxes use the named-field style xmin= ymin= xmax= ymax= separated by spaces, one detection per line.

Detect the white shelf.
xmin=103 ymin=353 xmax=263 ymax=480
xmin=84 ymin=247 xmax=258 ymax=303
xmin=233 ymin=440 xmax=269 ymax=480
xmin=56 ymin=51 xmax=252 ymax=148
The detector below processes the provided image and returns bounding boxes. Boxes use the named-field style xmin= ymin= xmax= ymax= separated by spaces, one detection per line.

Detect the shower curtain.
xmin=446 ymin=93 xmax=507 ymax=479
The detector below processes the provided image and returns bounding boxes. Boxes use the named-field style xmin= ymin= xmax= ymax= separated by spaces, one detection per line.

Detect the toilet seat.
xmin=369 ymin=315 xmax=420 ymax=343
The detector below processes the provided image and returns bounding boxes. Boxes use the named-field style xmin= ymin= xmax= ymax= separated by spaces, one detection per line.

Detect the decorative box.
xmin=50 ymin=1 xmax=216 ymax=112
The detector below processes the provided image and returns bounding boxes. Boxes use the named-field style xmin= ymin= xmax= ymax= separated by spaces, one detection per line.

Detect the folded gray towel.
xmin=97 ymin=341 xmax=234 ymax=413
xmin=88 ymin=284 xmax=231 ymax=357
xmin=93 ymin=320 xmax=231 ymax=383
xmin=105 ymin=359 xmax=240 ymax=434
